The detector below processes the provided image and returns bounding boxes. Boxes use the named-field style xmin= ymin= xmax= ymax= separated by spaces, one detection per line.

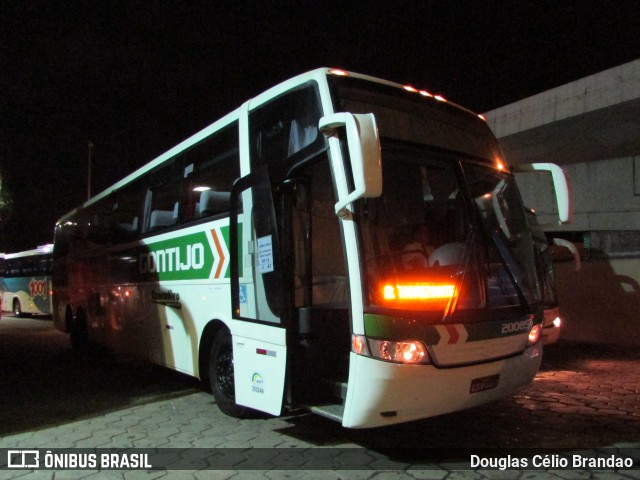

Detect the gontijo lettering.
xmin=135 ymin=228 xmax=233 ymax=281
xmin=139 ymin=243 xmax=205 ymax=273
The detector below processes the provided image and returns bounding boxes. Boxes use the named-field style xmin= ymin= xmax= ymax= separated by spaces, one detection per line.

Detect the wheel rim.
xmin=215 ymin=344 xmax=235 ymax=400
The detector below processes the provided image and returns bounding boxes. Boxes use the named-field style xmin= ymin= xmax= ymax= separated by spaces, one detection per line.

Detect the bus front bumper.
xmin=341 ymin=344 xmax=542 ymax=428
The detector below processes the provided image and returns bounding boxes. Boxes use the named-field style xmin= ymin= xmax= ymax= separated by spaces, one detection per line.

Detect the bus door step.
xmin=309 ymin=404 xmax=344 ymax=423
xmin=320 ymin=379 xmax=347 ymax=401
xmin=323 ymin=379 xmax=347 ymax=401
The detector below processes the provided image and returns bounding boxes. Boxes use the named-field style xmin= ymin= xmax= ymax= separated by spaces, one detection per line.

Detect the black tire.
xmin=69 ymin=309 xmax=89 ymax=352
xmin=13 ymin=299 xmax=22 ymax=317
xmin=209 ymin=329 xmax=252 ymax=418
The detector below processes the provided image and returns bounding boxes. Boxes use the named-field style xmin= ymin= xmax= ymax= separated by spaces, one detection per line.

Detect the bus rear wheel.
xmin=209 ymin=329 xmax=252 ymax=418
xmin=69 ymin=308 xmax=90 ymax=352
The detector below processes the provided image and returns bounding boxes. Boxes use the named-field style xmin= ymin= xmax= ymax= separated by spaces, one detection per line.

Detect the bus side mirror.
xmin=319 ymin=112 xmax=382 ymax=216
xmin=552 ymin=238 xmax=581 ymax=271
xmin=515 ymin=162 xmax=572 ymax=224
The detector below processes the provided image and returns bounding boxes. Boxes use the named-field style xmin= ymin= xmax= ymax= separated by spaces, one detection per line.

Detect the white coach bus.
xmin=52 ymin=68 xmax=571 ymax=428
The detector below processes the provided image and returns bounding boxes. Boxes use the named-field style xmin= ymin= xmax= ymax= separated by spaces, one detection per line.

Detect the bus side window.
xmin=182 ymin=122 xmax=240 ymax=223
xmin=144 ymin=159 xmax=183 ymax=233
xmin=249 ymin=83 xmax=325 ymax=183
xmin=110 ymin=178 xmax=146 ymax=242
xmin=85 ymin=201 xmax=112 ymax=245
xmin=197 ymin=190 xmax=231 ymax=218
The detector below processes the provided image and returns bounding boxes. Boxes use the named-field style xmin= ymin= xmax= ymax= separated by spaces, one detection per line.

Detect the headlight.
xmin=353 ymin=335 xmax=430 ymax=364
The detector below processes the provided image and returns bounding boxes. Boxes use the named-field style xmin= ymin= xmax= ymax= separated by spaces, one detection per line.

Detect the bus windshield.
xmin=330 ymin=75 xmax=540 ymax=319
xmin=359 ymin=147 xmax=540 ymax=317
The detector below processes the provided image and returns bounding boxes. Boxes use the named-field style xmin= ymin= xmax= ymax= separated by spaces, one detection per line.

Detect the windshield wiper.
xmin=490 ymin=231 xmax=530 ymax=312
xmin=441 ymin=227 xmax=476 ymax=322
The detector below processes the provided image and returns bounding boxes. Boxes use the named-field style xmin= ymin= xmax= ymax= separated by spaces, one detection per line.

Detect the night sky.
xmin=2 ymin=1 xmax=639 ymax=252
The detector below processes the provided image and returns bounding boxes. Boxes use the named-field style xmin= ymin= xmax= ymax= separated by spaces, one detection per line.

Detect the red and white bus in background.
xmin=52 ymin=68 xmax=571 ymax=428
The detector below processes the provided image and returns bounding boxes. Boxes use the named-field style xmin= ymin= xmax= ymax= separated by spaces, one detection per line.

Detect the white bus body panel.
xmin=342 ymin=347 xmax=542 ymax=428
xmin=158 ymin=299 xmax=194 ymax=372
xmin=231 ymin=320 xmax=287 ymax=416
xmin=58 ymin=218 xmax=238 ymax=376
xmin=4 ymin=290 xmax=51 ymax=316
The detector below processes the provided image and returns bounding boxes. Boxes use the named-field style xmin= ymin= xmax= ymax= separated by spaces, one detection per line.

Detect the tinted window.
xmin=250 ymin=82 xmax=325 ymax=182
xmin=182 ymin=122 xmax=240 ymax=223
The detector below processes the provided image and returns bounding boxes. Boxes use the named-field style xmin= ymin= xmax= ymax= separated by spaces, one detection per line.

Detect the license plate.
xmin=469 ymin=374 xmax=499 ymax=394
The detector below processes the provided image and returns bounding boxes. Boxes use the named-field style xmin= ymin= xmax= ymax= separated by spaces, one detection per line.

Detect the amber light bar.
xmin=382 ymin=283 xmax=455 ymax=301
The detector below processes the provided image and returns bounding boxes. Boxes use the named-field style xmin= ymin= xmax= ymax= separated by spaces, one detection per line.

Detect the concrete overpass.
xmin=485 ymin=58 xmax=640 ymax=346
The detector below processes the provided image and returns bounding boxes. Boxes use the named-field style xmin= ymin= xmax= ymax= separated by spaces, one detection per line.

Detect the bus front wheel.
xmin=209 ymin=329 xmax=252 ymax=418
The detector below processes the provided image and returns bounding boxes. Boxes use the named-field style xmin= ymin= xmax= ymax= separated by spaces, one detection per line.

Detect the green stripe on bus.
xmin=465 ymin=322 xmax=511 ymax=341
xmin=364 ymin=312 xmax=541 ymax=345
xmin=140 ymin=231 xmax=214 ymax=281
xmin=363 ymin=313 xmax=442 ymax=344
xmin=219 ymin=224 xmax=239 ymax=279
xmin=464 ymin=316 xmax=541 ymax=341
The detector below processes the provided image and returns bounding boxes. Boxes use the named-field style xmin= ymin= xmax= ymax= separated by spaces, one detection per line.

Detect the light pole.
xmin=87 ymin=140 xmax=94 ymax=201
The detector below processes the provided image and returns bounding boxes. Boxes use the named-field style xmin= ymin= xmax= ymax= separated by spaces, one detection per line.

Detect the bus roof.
xmin=3 ymin=244 xmax=54 ymax=259
xmin=56 ymin=67 xmax=488 ymax=224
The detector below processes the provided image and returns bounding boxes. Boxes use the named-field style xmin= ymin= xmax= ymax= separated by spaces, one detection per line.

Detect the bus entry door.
xmin=229 ymin=165 xmax=288 ymax=416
